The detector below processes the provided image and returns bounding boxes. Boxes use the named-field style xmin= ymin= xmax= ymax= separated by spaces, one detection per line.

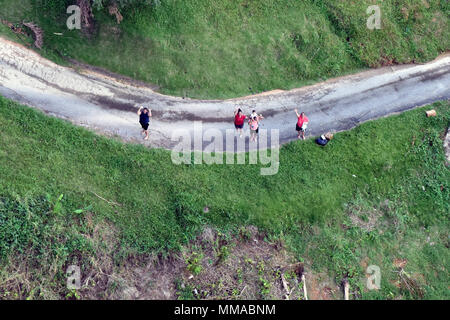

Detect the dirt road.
xmin=0 ymin=37 xmax=449 ymax=151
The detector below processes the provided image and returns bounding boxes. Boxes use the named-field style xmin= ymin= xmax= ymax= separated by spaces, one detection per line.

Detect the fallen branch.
xmin=108 ymin=3 xmax=124 ymax=24
xmin=91 ymin=192 xmax=122 ymax=207
xmin=1 ymin=19 xmax=26 ymax=35
xmin=301 ymin=274 xmax=308 ymax=300
xmin=77 ymin=0 xmax=95 ymax=35
xmin=22 ymin=22 xmax=43 ymax=49
xmin=239 ymin=285 xmax=247 ymax=297
xmin=280 ymin=273 xmax=290 ymax=300
xmin=398 ymin=269 xmax=424 ymax=299
xmin=343 ymin=278 xmax=350 ymax=300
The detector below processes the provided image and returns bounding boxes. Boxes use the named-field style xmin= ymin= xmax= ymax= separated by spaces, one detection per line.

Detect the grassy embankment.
xmin=0 ymin=96 xmax=448 ymax=299
xmin=0 ymin=0 xmax=448 ymax=99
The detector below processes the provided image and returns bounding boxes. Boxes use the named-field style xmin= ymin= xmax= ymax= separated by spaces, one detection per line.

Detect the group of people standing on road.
xmin=233 ymin=108 xmax=266 ymax=142
xmin=234 ymin=108 xmax=309 ymax=141
xmin=136 ymin=104 xmax=309 ymax=142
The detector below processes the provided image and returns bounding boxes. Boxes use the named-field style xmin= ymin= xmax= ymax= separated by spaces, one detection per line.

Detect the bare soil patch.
xmin=75 ymin=224 xmax=340 ymax=300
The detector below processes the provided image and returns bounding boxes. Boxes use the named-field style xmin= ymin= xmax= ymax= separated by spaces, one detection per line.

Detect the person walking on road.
xmin=234 ymin=108 xmax=247 ymax=137
xmin=295 ymin=109 xmax=309 ymax=140
xmin=138 ymin=106 xmax=152 ymax=140
xmin=249 ymin=113 xmax=264 ymax=142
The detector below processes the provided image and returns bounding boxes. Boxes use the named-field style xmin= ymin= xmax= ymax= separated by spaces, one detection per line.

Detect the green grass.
xmin=0 ymin=96 xmax=448 ymax=299
xmin=0 ymin=0 xmax=448 ymax=98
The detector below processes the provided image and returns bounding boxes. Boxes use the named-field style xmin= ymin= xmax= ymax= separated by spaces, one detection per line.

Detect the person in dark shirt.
xmin=137 ymin=106 xmax=152 ymax=140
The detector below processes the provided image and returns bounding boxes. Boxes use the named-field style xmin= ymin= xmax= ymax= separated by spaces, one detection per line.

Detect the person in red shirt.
xmin=295 ymin=109 xmax=309 ymax=140
xmin=234 ymin=108 xmax=247 ymax=137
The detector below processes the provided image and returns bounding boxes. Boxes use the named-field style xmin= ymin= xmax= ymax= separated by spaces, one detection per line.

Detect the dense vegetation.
xmin=0 ymin=0 xmax=448 ymax=98
xmin=0 ymin=96 xmax=448 ymax=299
